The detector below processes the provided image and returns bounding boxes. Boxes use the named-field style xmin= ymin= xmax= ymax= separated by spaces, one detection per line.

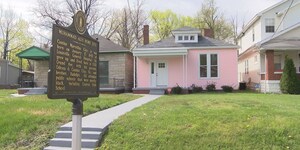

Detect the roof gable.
xmin=16 ymin=46 xmax=50 ymax=60
xmin=92 ymin=35 xmax=129 ymax=52
xmin=172 ymin=26 xmax=201 ymax=35
xmin=238 ymin=0 xmax=289 ymax=37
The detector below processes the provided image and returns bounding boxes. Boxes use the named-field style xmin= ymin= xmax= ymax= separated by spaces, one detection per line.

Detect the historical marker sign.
xmin=48 ymin=11 xmax=99 ymax=99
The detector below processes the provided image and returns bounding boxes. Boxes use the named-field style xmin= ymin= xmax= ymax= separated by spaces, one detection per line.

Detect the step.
xmin=49 ymin=138 xmax=98 ymax=148
xmin=55 ymin=130 xmax=101 ymax=139
xmin=44 ymin=146 xmax=94 ymax=150
xmin=149 ymin=89 xmax=165 ymax=95
xmin=59 ymin=126 xmax=103 ymax=132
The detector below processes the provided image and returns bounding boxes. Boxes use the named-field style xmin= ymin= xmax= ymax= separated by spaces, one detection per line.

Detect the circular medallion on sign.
xmin=74 ymin=11 xmax=86 ymax=34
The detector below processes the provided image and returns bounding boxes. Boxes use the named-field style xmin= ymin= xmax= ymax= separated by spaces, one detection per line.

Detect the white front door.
xmin=150 ymin=61 xmax=168 ymax=87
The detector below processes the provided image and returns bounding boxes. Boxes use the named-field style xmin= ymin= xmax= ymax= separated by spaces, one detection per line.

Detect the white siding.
xmin=261 ymin=0 xmax=300 ymax=40
xmin=239 ymin=21 xmax=261 ymax=54
xmin=238 ymin=52 xmax=261 ymax=84
xmin=239 ymin=0 xmax=300 ymax=52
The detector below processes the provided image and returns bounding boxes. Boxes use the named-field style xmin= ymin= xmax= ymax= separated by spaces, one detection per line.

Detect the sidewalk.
xmin=44 ymin=94 xmax=162 ymax=150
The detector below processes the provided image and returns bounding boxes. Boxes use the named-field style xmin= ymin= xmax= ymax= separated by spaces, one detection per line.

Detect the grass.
xmin=99 ymin=93 xmax=300 ymax=150
xmin=0 ymin=90 xmax=141 ymax=150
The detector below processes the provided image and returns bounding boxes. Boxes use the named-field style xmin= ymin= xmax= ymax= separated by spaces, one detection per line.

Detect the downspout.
xmin=6 ymin=61 xmax=8 ymax=85
xmin=264 ymin=52 xmax=267 ymax=94
xmin=19 ymin=58 xmax=22 ymax=87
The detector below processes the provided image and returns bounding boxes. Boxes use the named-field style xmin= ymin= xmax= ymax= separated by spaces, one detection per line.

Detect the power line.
xmin=272 ymin=0 xmax=294 ymax=37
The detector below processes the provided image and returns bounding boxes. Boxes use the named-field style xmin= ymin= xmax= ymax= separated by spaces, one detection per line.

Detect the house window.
xmin=274 ymin=55 xmax=281 ymax=71
xmin=265 ymin=18 xmax=275 ymax=33
xmin=200 ymin=54 xmax=207 ymax=77
xmin=199 ymin=54 xmax=218 ymax=78
xmin=190 ymin=36 xmax=195 ymax=40
xmin=99 ymin=61 xmax=109 ymax=84
xmin=245 ymin=60 xmax=249 ymax=74
xmin=151 ymin=62 xmax=154 ymax=74
xmin=178 ymin=36 xmax=183 ymax=41
xmin=254 ymin=55 xmax=258 ymax=63
xmin=158 ymin=63 xmax=165 ymax=68
xmin=252 ymin=28 xmax=255 ymax=42
xmin=184 ymin=36 xmax=189 ymax=40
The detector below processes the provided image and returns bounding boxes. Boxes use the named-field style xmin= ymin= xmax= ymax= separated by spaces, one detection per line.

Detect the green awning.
xmin=16 ymin=46 xmax=50 ymax=60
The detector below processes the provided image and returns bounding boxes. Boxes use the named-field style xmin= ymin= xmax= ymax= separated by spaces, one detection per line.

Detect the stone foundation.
xmin=260 ymin=80 xmax=281 ymax=93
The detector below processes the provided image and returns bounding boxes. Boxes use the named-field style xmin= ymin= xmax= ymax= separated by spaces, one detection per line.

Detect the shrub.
xmin=221 ymin=85 xmax=233 ymax=92
xmin=206 ymin=82 xmax=216 ymax=92
xmin=280 ymin=56 xmax=300 ymax=94
xmin=171 ymin=84 xmax=182 ymax=94
xmin=190 ymin=84 xmax=203 ymax=93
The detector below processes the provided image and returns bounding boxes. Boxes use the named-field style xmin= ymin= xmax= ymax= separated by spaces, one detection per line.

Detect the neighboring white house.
xmin=238 ymin=0 xmax=300 ymax=93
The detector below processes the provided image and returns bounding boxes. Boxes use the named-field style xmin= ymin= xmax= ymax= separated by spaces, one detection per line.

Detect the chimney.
xmin=143 ymin=25 xmax=149 ymax=45
xmin=202 ymin=28 xmax=214 ymax=38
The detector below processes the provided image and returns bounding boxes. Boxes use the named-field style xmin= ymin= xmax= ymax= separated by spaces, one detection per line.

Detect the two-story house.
xmin=132 ymin=26 xmax=238 ymax=94
xmin=238 ymin=0 xmax=300 ymax=93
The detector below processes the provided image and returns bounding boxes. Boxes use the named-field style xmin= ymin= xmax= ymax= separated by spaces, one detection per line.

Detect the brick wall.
xmin=100 ymin=52 xmax=133 ymax=91
xmin=34 ymin=60 xmax=48 ymax=87
xmin=125 ymin=53 xmax=133 ymax=91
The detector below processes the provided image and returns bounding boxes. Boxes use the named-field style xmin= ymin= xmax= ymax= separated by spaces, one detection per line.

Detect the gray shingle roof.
xmin=172 ymin=26 xmax=199 ymax=32
xmin=138 ymin=36 xmax=237 ymax=49
xmin=92 ymin=34 xmax=129 ymax=52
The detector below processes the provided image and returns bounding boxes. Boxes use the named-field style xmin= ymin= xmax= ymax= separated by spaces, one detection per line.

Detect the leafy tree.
xmin=150 ymin=10 xmax=180 ymax=40
xmin=195 ymin=0 xmax=234 ymax=41
xmin=149 ymin=10 xmax=198 ymax=41
xmin=280 ymin=56 xmax=300 ymax=94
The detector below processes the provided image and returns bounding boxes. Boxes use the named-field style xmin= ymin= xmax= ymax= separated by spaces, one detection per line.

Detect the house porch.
xmin=260 ymin=50 xmax=300 ymax=93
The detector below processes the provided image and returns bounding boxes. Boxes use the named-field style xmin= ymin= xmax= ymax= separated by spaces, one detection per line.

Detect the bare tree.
xmin=197 ymin=0 xmax=219 ymax=38
xmin=195 ymin=0 xmax=234 ymax=42
xmin=32 ymin=0 xmax=118 ymax=44
xmin=230 ymin=14 xmax=239 ymax=45
xmin=112 ymin=0 xmax=147 ymax=49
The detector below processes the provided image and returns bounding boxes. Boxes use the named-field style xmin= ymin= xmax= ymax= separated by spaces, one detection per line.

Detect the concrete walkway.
xmin=44 ymin=94 xmax=161 ymax=150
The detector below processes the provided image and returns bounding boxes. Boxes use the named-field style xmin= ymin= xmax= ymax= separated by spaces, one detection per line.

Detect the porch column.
xmin=265 ymin=50 xmax=275 ymax=80
xmin=19 ymin=58 xmax=23 ymax=87
xmin=182 ymin=55 xmax=185 ymax=88
xmin=133 ymin=56 xmax=136 ymax=88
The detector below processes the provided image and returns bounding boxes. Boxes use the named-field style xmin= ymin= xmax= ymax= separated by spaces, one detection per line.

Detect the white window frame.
xmin=252 ymin=28 xmax=255 ymax=42
xmin=274 ymin=54 xmax=282 ymax=71
xmin=175 ymin=34 xmax=198 ymax=43
xmin=199 ymin=53 xmax=219 ymax=79
xmin=245 ymin=60 xmax=249 ymax=74
xmin=265 ymin=18 xmax=275 ymax=33
xmin=178 ymin=36 xmax=183 ymax=41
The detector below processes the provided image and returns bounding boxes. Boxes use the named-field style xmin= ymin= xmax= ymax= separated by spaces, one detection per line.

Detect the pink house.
xmin=132 ymin=26 xmax=238 ymax=94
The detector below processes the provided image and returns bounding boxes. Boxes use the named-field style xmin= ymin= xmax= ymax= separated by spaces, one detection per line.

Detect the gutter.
xmin=134 ymin=46 xmax=239 ymax=51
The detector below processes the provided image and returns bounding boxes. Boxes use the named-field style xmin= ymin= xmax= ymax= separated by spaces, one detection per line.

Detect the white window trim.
xmin=198 ymin=53 xmax=219 ymax=79
xmin=175 ymin=34 xmax=198 ymax=43
xmin=254 ymin=55 xmax=258 ymax=64
xmin=265 ymin=18 xmax=275 ymax=33
xmin=245 ymin=60 xmax=249 ymax=74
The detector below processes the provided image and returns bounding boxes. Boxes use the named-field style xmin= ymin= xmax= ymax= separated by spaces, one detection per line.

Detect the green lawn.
xmin=0 ymin=90 xmax=140 ymax=150
xmin=99 ymin=93 xmax=300 ymax=150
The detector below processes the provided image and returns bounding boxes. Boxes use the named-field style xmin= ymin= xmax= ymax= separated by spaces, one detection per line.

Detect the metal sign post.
xmin=48 ymin=10 xmax=99 ymax=150
xmin=68 ymin=99 xmax=83 ymax=150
